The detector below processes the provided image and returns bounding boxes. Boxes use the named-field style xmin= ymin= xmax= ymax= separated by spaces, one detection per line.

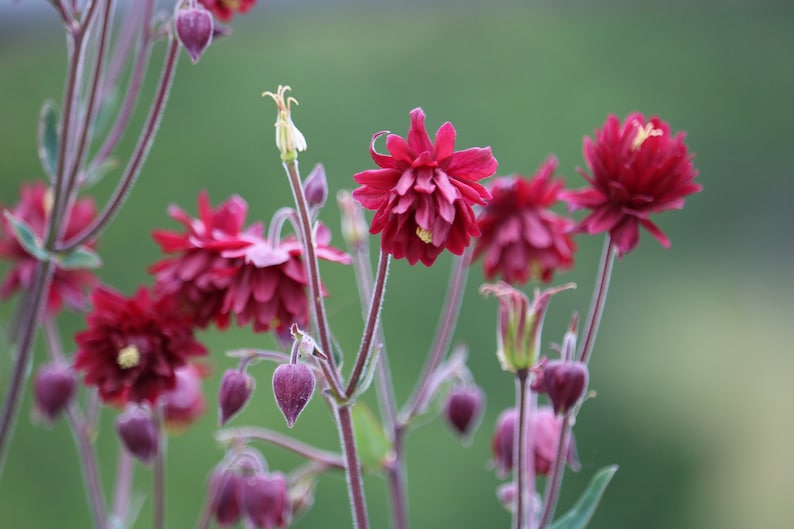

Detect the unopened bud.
xmin=175 ymin=4 xmax=214 ymax=64
xmin=33 ymin=362 xmax=76 ymax=423
xmin=240 ymin=472 xmax=291 ymax=529
xmin=337 ymin=190 xmax=369 ymax=250
xmin=543 ymin=360 xmax=588 ymax=415
xmin=272 ymin=363 xmax=315 ymax=428
xmin=219 ymin=369 xmax=255 ymax=426
xmin=444 ymin=385 xmax=485 ymax=440
xmin=211 ymin=469 xmax=243 ymax=528
xmin=116 ymin=405 xmax=159 ymax=463
xmin=491 ymin=408 xmax=516 ymax=478
xmin=303 ymin=164 xmax=328 ymax=210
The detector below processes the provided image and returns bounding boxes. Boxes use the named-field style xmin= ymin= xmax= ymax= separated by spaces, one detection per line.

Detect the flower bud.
xmin=491 ymin=408 xmax=516 ymax=478
xmin=272 ymin=363 xmax=315 ymax=428
xmin=303 ymin=163 xmax=328 ymax=210
xmin=444 ymin=385 xmax=485 ymax=440
xmin=240 ymin=472 xmax=291 ymax=529
xmin=219 ymin=369 xmax=255 ymax=426
xmin=543 ymin=360 xmax=588 ymax=415
xmin=211 ymin=469 xmax=243 ymax=527
xmin=262 ymin=85 xmax=306 ymax=162
xmin=116 ymin=405 xmax=159 ymax=463
xmin=337 ymin=190 xmax=369 ymax=250
xmin=481 ymin=282 xmax=574 ymax=372
xmin=175 ymin=4 xmax=214 ymax=64
xmin=33 ymin=362 xmax=76 ymax=423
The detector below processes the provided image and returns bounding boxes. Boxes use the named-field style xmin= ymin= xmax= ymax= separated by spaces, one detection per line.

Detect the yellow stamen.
xmin=631 ymin=122 xmax=663 ymax=151
xmin=416 ymin=227 xmax=432 ymax=244
xmin=42 ymin=187 xmax=54 ymax=217
xmin=117 ymin=345 xmax=141 ymax=370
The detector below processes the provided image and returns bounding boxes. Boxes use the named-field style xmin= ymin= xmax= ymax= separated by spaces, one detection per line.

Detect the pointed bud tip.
xmin=444 ymin=385 xmax=485 ymax=440
xmin=543 ymin=360 xmax=588 ymax=415
xmin=34 ymin=363 xmax=76 ymax=423
xmin=272 ymin=363 xmax=315 ymax=428
xmin=175 ymin=5 xmax=214 ymax=64
xmin=116 ymin=406 xmax=159 ymax=463
xmin=219 ymin=369 xmax=255 ymax=426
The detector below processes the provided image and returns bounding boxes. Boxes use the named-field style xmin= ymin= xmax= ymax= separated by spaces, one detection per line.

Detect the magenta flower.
xmin=473 ymin=156 xmax=576 ymax=284
xmin=0 ymin=182 xmax=97 ymax=314
xmin=563 ymin=113 xmax=701 ymax=256
xmin=74 ymin=286 xmax=208 ymax=405
xmin=198 ymin=0 xmax=256 ymax=22
xmin=353 ymin=107 xmax=498 ymax=266
xmin=159 ymin=363 xmax=209 ymax=430
xmin=150 ymin=192 xmax=253 ymax=328
xmin=220 ymin=224 xmax=350 ymax=334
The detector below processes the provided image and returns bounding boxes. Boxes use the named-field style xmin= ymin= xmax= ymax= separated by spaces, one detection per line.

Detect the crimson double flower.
xmin=353 ymin=107 xmax=498 ymax=266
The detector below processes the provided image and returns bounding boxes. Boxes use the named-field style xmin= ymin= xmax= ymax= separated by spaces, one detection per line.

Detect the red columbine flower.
xmin=220 ymin=223 xmax=350 ymax=334
xmin=563 ymin=113 xmax=701 ymax=256
xmin=150 ymin=192 xmax=250 ymax=328
xmin=473 ymin=156 xmax=576 ymax=284
xmin=74 ymin=286 xmax=208 ymax=405
xmin=0 ymin=182 xmax=97 ymax=314
xmin=198 ymin=0 xmax=256 ymax=22
xmin=353 ymin=107 xmax=498 ymax=266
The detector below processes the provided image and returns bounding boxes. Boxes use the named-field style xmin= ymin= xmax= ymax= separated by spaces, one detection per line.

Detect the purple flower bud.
xmin=219 ymin=369 xmax=255 ymax=426
xmin=33 ymin=362 xmax=76 ymax=423
xmin=211 ymin=469 xmax=243 ymax=528
xmin=116 ymin=405 xmax=159 ymax=463
xmin=491 ymin=408 xmax=516 ymax=478
xmin=272 ymin=363 xmax=315 ymax=428
xmin=303 ymin=163 xmax=328 ymax=210
xmin=543 ymin=360 xmax=588 ymax=415
xmin=175 ymin=4 xmax=214 ymax=64
xmin=240 ymin=472 xmax=290 ymax=529
xmin=444 ymin=385 xmax=485 ymax=439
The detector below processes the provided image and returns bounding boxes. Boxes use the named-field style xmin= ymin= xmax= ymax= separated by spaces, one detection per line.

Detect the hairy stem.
xmin=577 ymin=236 xmax=616 ymax=365
xmin=513 ymin=370 xmax=533 ymax=529
xmin=336 ymin=405 xmax=370 ymax=529
xmin=217 ymin=427 xmax=345 ymax=470
xmin=345 ymin=252 xmax=390 ymax=397
xmin=58 ymin=35 xmax=180 ymax=251
xmin=537 ymin=414 xmax=573 ymax=529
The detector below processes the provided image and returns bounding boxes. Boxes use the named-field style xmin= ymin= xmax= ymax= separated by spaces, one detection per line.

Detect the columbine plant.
xmin=0 ymin=2 xmax=701 ymax=529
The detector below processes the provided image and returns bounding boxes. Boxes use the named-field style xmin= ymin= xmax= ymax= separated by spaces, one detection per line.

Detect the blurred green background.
xmin=1 ymin=1 xmax=793 ymax=528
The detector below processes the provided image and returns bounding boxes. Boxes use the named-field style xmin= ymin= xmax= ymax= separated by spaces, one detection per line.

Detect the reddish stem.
xmin=577 ymin=236 xmax=616 ymax=365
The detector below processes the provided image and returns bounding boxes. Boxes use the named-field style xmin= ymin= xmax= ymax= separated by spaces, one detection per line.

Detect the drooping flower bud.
xmin=219 ymin=369 xmax=255 ymax=426
xmin=303 ymin=163 xmax=328 ymax=210
xmin=240 ymin=472 xmax=291 ymax=529
xmin=33 ymin=362 xmax=76 ymax=423
xmin=175 ymin=4 xmax=214 ymax=64
xmin=272 ymin=363 xmax=315 ymax=428
xmin=543 ymin=360 xmax=588 ymax=415
xmin=491 ymin=408 xmax=517 ymax=478
xmin=444 ymin=385 xmax=485 ymax=440
xmin=211 ymin=468 xmax=243 ymax=528
xmin=116 ymin=405 xmax=159 ymax=463
xmin=481 ymin=282 xmax=574 ymax=372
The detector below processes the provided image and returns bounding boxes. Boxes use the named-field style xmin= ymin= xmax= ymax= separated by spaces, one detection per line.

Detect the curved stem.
xmin=400 ymin=248 xmax=470 ymax=423
xmin=282 ymin=160 xmax=344 ymax=393
xmin=216 ymin=427 xmax=344 ymax=470
xmin=577 ymin=236 xmax=616 ymax=365
xmin=336 ymin=405 xmax=370 ymax=529
xmin=90 ymin=0 xmax=155 ymax=172
xmin=0 ymin=260 xmax=55 ymax=477
xmin=345 ymin=252 xmax=390 ymax=397
xmin=537 ymin=414 xmax=572 ymax=529
xmin=58 ymin=35 xmax=180 ymax=251
xmin=513 ymin=370 xmax=533 ymax=529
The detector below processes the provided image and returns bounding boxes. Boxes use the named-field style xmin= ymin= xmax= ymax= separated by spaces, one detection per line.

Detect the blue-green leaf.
xmin=38 ymin=99 xmax=59 ymax=181
xmin=351 ymin=403 xmax=391 ymax=473
xmin=3 ymin=211 xmax=49 ymax=262
xmin=550 ymin=465 xmax=618 ymax=529
xmin=56 ymin=246 xmax=102 ymax=270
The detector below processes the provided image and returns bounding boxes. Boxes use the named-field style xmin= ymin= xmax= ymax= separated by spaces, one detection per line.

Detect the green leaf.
xmin=351 ymin=403 xmax=391 ymax=473
xmin=38 ymin=99 xmax=59 ymax=181
xmin=81 ymin=157 xmax=119 ymax=189
xmin=3 ymin=211 xmax=49 ymax=262
xmin=57 ymin=246 xmax=102 ymax=270
xmin=550 ymin=465 xmax=619 ymax=529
